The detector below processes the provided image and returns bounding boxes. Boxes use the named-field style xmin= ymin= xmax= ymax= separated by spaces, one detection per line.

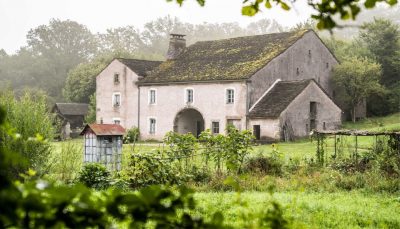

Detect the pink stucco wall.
xmin=139 ymin=82 xmax=247 ymax=140
xmin=96 ymin=59 xmax=140 ymax=129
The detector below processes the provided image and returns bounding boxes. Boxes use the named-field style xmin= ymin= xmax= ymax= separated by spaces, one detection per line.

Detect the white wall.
xmin=96 ymin=59 xmax=140 ymax=129
xmin=139 ymin=82 xmax=247 ymax=140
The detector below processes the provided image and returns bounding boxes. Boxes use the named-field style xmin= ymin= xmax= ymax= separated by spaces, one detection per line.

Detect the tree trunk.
xmin=352 ymin=106 xmax=356 ymax=123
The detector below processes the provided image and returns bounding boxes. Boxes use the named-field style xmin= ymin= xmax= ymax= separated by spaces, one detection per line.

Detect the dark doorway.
xmin=173 ymin=108 xmax=205 ymax=137
xmin=310 ymin=102 xmax=317 ymax=130
xmin=253 ymin=125 xmax=261 ymax=140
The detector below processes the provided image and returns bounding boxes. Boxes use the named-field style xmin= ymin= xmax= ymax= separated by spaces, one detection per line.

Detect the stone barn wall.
xmin=249 ymin=31 xmax=338 ymax=108
xmin=280 ymin=82 xmax=342 ymax=139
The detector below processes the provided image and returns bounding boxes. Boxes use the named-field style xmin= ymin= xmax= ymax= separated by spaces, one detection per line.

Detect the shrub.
xmin=124 ymin=126 xmax=140 ymax=143
xmin=244 ymin=153 xmax=284 ymax=176
xmin=188 ymin=166 xmax=212 ymax=184
xmin=127 ymin=151 xmax=187 ymax=188
xmin=0 ymin=90 xmax=55 ymax=177
xmin=77 ymin=163 xmax=111 ymax=190
xmin=47 ymin=141 xmax=83 ymax=184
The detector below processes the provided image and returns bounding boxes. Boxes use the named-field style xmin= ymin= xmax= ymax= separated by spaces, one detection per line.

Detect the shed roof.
xmin=248 ymin=79 xmax=313 ymax=118
xmin=117 ymin=58 xmax=162 ymax=77
xmin=80 ymin=124 xmax=126 ymax=136
xmin=53 ymin=103 xmax=89 ymax=116
xmin=140 ymin=30 xmax=310 ymax=84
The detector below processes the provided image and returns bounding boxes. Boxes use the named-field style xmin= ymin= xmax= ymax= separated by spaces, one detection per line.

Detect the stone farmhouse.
xmin=96 ymin=30 xmax=342 ymax=141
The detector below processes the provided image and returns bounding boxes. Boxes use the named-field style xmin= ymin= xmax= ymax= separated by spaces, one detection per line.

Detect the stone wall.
xmin=280 ymin=81 xmax=342 ymax=138
xmin=249 ymin=31 xmax=338 ymax=108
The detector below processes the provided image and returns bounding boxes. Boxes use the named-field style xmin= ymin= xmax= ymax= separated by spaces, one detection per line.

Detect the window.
xmin=114 ymin=73 xmax=120 ymax=84
xmin=226 ymin=89 xmax=234 ymax=104
xmin=186 ymin=89 xmax=193 ymax=103
xmin=326 ymin=62 xmax=329 ymax=69
xmin=149 ymin=118 xmax=156 ymax=134
xmin=113 ymin=118 xmax=121 ymax=125
xmin=308 ymin=50 xmax=311 ymax=57
xmin=296 ymin=68 xmax=300 ymax=76
xmin=212 ymin=122 xmax=219 ymax=134
xmin=149 ymin=89 xmax=156 ymax=104
xmin=113 ymin=93 xmax=121 ymax=107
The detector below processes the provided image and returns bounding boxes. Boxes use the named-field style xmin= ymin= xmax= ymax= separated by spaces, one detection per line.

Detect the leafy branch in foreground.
xmin=166 ymin=0 xmax=398 ymax=30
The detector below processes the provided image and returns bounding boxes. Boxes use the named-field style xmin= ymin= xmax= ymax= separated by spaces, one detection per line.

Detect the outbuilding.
xmin=80 ymin=124 xmax=125 ymax=171
xmin=248 ymin=79 xmax=342 ymax=142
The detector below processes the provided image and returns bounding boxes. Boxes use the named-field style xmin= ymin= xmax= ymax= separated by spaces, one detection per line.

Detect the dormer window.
xmin=186 ymin=89 xmax=193 ymax=104
xmin=114 ymin=73 xmax=120 ymax=84
xmin=113 ymin=93 xmax=121 ymax=107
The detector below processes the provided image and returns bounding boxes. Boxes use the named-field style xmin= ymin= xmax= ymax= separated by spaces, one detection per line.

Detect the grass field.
xmin=193 ymin=191 xmax=400 ymax=228
xmin=50 ymin=114 xmax=400 ymax=228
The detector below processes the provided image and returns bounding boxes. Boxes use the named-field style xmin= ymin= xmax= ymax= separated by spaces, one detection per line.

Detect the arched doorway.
xmin=173 ymin=108 xmax=205 ymax=137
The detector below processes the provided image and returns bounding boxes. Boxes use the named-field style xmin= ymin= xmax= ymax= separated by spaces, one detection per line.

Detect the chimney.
xmin=166 ymin=34 xmax=186 ymax=60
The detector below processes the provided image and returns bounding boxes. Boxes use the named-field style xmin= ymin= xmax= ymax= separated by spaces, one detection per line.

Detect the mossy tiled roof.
xmin=141 ymin=30 xmax=310 ymax=83
xmin=248 ymin=79 xmax=313 ymax=118
xmin=117 ymin=58 xmax=162 ymax=77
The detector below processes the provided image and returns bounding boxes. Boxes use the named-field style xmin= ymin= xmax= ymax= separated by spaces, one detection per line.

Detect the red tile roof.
xmin=80 ymin=124 xmax=126 ymax=136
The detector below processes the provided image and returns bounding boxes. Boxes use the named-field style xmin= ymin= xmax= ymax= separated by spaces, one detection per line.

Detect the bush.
xmin=124 ymin=126 xmax=140 ymax=143
xmin=188 ymin=166 xmax=212 ymax=184
xmin=47 ymin=141 xmax=83 ymax=184
xmin=77 ymin=163 xmax=111 ymax=190
xmin=244 ymin=145 xmax=284 ymax=176
xmin=0 ymin=90 xmax=55 ymax=177
xmin=127 ymin=151 xmax=188 ymax=188
xmin=244 ymin=153 xmax=284 ymax=176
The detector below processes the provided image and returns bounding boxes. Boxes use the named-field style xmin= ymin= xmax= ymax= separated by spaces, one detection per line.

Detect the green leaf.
xmin=265 ymin=0 xmax=272 ymax=8
xmin=364 ymin=0 xmax=376 ymax=8
xmin=196 ymin=0 xmax=205 ymax=6
xmin=280 ymin=2 xmax=290 ymax=11
xmin=242 ymin=5 xmax=258 ymax=16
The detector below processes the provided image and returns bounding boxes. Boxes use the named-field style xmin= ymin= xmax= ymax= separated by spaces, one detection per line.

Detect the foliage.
xmin=0 ymin=90 xmax=55 ymax=176
xmin=224 ymin=125 xmax=255 ymax=174
xmin=199 ymin=129 xmax=227 ymax=173
xmin=332 ymin=56 xmax=384 ymax=122
xmin=127 ymin=151 xmax=188 ymax=188
xmin=85 ymin=93 xmax=96 ymax=124
xmin=124 ymin=126 xmax=140 ymax=143
xmin=47 ymin=141 xmax=83 ymax=183
xmin=359 ymin=18 xmax=400 ymax=115
xmin=167 ymin=0 xmax=398 ymax=30
xmin=77 ymin=163 xmax=112 ymax=190
xmin=244 ymin=145 xmax=284 ymax=175
xmin=164 ymin=131 xmax=198 ymax=169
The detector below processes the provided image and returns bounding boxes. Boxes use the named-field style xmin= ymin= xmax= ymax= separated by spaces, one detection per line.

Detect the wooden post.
xmin=334 ymin=134 xmax=337 ymax=159
xmin=355 ymin=135 xmax=358 ymax=162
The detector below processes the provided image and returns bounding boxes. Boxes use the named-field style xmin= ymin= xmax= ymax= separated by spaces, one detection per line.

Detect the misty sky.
xmin=0 ymin=0 xmax=314 ymax=54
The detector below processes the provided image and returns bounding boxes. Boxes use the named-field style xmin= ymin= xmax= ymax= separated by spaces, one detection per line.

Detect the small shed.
xmin=52 ymin=103 xmax=89 ymax=139
xmin=80 ymin=124 xmax=125 ymax=171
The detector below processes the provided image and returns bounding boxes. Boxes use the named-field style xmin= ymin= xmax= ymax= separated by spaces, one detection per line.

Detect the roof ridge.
xmin=116 ymin=57 xmax=163 ymax=63
xmin=193 ymin=29 xmax=311 ymax=45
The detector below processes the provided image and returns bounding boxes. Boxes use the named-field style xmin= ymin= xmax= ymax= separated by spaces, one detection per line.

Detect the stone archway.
xmin=173 ymin=108 xmax=205 ymax=137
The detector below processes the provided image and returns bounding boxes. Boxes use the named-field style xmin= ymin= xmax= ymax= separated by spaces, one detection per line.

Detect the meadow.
xmin=48 ymin=114 xmax=400 ymax=228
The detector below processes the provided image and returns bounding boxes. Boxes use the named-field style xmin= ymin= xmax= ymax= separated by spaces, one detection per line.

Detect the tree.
xmin=63 ymin=51 xmax=137 ymax=103
xmin=333 ymin=57 xmax=385 ymax=122
xmin=359 ymin=18 xmax=400 ymax=115
xmin=359 ymin=18 xmax=400 ymax=86
xmin=26 ymin=19 xmax=98 ymax=99
xmin=167 ymin=0 xmax=398 ymax=30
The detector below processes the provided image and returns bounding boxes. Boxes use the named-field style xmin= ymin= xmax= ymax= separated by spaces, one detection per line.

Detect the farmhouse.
xmin=96 ymin=30 xmax=343 ymax=141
